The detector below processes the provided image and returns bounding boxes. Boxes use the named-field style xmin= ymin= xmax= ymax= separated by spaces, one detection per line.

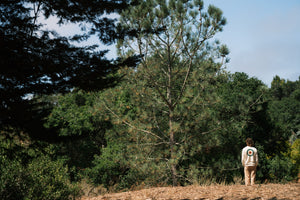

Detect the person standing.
xmin=242 ymin=138 xmax=258 ymax=186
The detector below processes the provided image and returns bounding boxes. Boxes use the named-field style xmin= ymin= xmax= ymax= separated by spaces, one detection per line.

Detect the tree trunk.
xmin=169 ymin=110 xmax=177 ymax=186
xmin=167 ymin=48 xmax=177 ymax=185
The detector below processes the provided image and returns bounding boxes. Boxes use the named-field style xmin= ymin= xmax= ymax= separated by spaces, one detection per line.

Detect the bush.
xmin=86 ymin=143 xmax=129 ymax=189
xmin=26 ymin=155 xmax=81 ymax=200
xmin=267 ymin=155 xmax=297 ymax=182
xmin=0 ymin=153 xmax=81 ymax=200
xmin=0 ymin=156 xmax=27 ymax=200
xmin=255 ymin=144 xmax=298 ymax=183
xmin=290 ymin=138 xmax=300 ymax=167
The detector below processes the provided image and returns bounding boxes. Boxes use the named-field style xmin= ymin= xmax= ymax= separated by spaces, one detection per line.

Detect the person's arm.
xmin=241 ymin=149 xmax=245 ymax=166
xmin=255 ymin=151 xmax=258 ymax=166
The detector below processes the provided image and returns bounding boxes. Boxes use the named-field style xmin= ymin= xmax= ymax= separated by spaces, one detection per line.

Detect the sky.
xmin=43 ymin=0 xmax=300 ymax=87
xmin=207 ymin=0 xmax=300 ymax=86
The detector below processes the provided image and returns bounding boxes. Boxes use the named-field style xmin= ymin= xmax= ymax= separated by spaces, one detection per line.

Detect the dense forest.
xmin=1 ymin=0 xmax=299 ymax=199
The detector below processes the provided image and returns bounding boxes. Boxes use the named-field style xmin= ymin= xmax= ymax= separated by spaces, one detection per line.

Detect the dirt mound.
xmin=81 ymin=183 xmax=299 ymax=200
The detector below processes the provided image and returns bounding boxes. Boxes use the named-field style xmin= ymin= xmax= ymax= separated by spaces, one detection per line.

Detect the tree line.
xmin=1 ymin=0 xmax=299 ymax=199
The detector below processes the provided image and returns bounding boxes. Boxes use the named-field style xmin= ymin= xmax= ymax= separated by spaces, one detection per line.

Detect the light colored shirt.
xmin=242 ymin=146 xmax=258 ymax=166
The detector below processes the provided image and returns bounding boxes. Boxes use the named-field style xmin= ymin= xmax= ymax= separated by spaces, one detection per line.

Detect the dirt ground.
xmin=81 ymin=183 xmax=300 ymax=200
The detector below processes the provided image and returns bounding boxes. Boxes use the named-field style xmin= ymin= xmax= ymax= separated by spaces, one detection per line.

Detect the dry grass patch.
xmin=80 ymin=183 xmax=300 ymax=200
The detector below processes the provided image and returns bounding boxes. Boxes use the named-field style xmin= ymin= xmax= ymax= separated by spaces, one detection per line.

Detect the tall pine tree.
xmin=105 ymin=0 xmax=228 ymax=186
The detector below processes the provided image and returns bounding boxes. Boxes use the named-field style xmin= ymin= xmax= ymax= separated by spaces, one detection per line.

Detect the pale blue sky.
xmin=44 ymin=0 xmax=300 ymax=87
xmin=207 ymin=0 xmax=300 ymax=86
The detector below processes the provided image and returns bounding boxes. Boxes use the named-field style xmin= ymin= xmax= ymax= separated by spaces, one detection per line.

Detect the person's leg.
xmin=244 ymin=166 xmax=251 ymax=186
xmin=250 ymin=166 xmax=257 ymax=185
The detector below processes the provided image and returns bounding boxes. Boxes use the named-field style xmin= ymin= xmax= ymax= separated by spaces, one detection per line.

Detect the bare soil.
xmin=81 ymin=183 xmax=299 ymax=200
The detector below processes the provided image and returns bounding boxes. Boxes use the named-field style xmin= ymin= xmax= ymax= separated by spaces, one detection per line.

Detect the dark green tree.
xmin=269 ymin=76 xmax=300 ymax=136
xmin=0 ymin=0 xmax=139 ymax=140
xmin=0 ymin=1 xmax=141 ymax=198
xmin=264 ymin=76 xmax=300 ymax=181
xmin=44 ymin=90 xmax=109 ymax=169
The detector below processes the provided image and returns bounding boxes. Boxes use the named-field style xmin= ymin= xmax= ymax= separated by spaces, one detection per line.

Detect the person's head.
xmin=246 ymin=138 xmax=254 ymax=147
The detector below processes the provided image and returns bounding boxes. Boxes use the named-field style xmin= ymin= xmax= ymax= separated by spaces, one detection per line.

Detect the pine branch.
xmin=249 ymin=92 xmax=264 ymax=108
xmin=172 ymin=25 xmax=207 ymax=108
xmin=140 ymin=59 xmax=173 ymax=109
xmin=103 ymin=101 xmax=164 ymax=141
xmin=30 ymin=1 xmax=41 ymax=37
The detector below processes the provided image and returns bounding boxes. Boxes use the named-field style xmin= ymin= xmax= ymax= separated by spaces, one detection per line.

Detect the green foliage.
xmin=26 ymin=154 xmax=81 ymax=200
xmin=268 ymin=77 xmax=300 ymax=137
xmin=44 ymin=90 xmax=108 ymax=169
xmin=0 ymin=156 xmax=27 ymax=200
xmin=254 ymin=139 xmax=299 ymax=183
xmin=45 ymin=90 xmax=97 ymax=137
xmin=0 ymin=0 xmax=138 ymax=141
xmin=86 ymin=143 xmax=128 ymax=189
xmin=216 ymin=72 xmax=267 ymax=129
xmin=290 ymin=138 xmax=300 ymax=167
xmin=116 ymin=0 xmax=229 ymax=186
xmin=267 ymin=155 xmax=297 ymax=182
xmin=24 ymin=72 xmax=298 ymax=191
xmin=0 ymin=140 xmax=81 ymax=200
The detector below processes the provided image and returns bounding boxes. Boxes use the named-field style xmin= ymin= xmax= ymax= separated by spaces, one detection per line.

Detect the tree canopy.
xmin=0 ymin=0 xmax=139 ymax=136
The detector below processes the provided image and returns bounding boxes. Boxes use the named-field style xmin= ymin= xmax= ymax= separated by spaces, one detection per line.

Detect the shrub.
xmin=255 ymin=144 xmax=298 ymax=183
xmin=86 ymin=143 xmax=128 ymax=189
xmin=0 ymin=153 xmax=81 ymax=200
xmin=0 ymin=156 xmax=27 ymax=200
xmin=26 ymin=155 xmax=81 ymax=200
xmin=290 ymin=138 xmax=300 ymax=167
xmin=267 ymin=155 xmax=297 ymax=182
